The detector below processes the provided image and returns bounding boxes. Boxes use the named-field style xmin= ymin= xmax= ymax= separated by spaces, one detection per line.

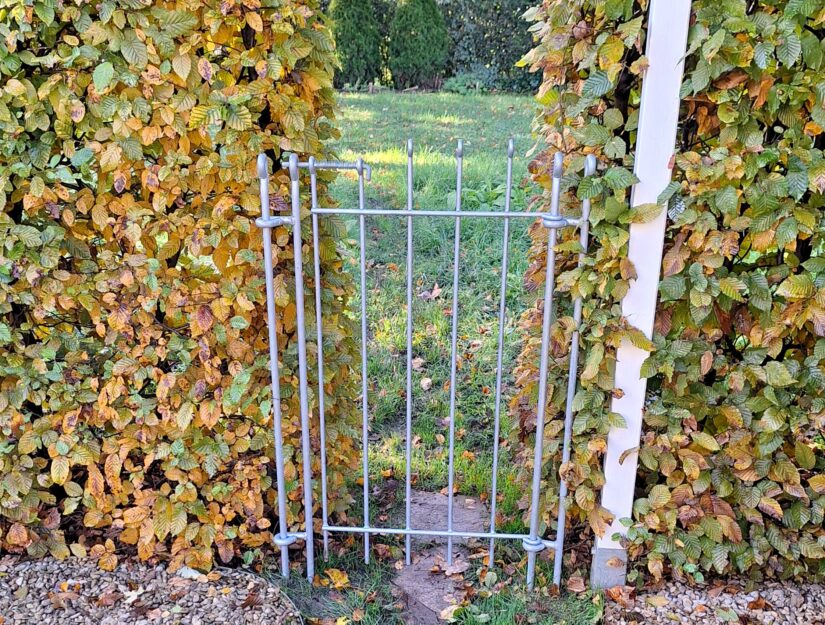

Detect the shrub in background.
xmin=329 ymin=0 xmax=383 ymax=87
xmin=388 ymin=0 xmax=449 ymax=88
xmin=0 ymin=0 xmax=360 ymax=571
xmin=443 ymin=69 xmax=495 ymax=95
xmin=438 ymin=0 xmax=539 ymax=93
xmin=517 ymin=0 xmax=825 ymax=583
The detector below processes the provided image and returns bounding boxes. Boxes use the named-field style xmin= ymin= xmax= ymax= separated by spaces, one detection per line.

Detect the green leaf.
xmin=155 ymin=10 xmax=198 ymax=37
xmin=93 ymin=62 xmax=114 ymax=92
xmin=777 ymin=33 xmax=802 ymax=67
xmin=71 ymin=148 xmax=94 ymax=168
xmin=604 ymin=136 xmax=626 ymax=159
xmin=786 ymin=157 xmax=809 ymax=201
xmin=718 ymin=276 xmax=747 ymax=301
xmin=576 ymin=175 xmax=604 ymax=200
xmin=715 ymin=186 xmax=739 ymax=214
xmin=648 ymin=484 xmax=671 ymax=509
xmin=657 ymin=181 xmax=682 ymax=206
xmin=604 ymin=167 xmax=637 ymax=191
xmin=631 ymin=203 xmax=663 ymax=223
xmin=121 ymin=30 xmax=148 ymax=68
xmin=603 ymin=108 xmax=624 ymax=130
xmin=11 ymin=225 xmax=41 ymax=247
xmin=765 ymin=361 xmax=796 ymax=387
xmin=776 ymin=273 xmax=815 ymax=299
xmin=794 ymin=442 xmax=816 ymax=470
xmin=691 ymin=431 xmax=720 ymax=451
xmin=229 ymin=316 xmax=249 ymax=329
xmin=172 ymin=54 xmax=191 ymax=80
xmin=754 ymin=42 xmax=774 ymax=69
xmin=582 ymin=70 xmax=612 ymax=98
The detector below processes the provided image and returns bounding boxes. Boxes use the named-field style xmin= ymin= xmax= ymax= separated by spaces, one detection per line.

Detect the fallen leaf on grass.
xmin=420 ymin=283 xmax=443 ymax=301
xmin=566 ymin=575 xmax=586 ymax=593
xmin=352 ymin=608 xmax=365 ymax=622
xmin=325 ymin=568 xmax=350 ymax=590
xmin=412 ymin=357 xmax=425 ymax=371
xmin=420 ymin=377 xmax=433 ymax=391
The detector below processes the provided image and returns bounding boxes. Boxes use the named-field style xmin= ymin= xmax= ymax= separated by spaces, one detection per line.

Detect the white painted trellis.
xmin=591 ymin=0 xmax=692 ymax=588
xmin=256 ymin=0 xmax=693 ymax=588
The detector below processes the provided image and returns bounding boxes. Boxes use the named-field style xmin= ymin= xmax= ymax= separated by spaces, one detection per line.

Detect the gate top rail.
xmin=255 ymin=140 xmax=598 ymax=590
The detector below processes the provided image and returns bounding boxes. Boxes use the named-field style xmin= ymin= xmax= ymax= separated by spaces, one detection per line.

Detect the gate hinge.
xmin=255 ymin=215 xmax=294 ymax=229
xmin=541 ymin=215 xmax=578 ymax=230
xmin=273 ymin=532 xmax=304 ymax=547
xmin=521 ymin=536 xmax=547 ymax=554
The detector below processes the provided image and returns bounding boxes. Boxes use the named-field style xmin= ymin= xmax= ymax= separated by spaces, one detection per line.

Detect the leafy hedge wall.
xmin=517 ymin=0 xmax=825 ymax=582
xmin=0 ymin=0 xmax=360 ymax=572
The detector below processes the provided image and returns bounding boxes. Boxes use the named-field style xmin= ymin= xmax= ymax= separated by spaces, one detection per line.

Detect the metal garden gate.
xmin=255 ymin=142 xmax=597 ymax=590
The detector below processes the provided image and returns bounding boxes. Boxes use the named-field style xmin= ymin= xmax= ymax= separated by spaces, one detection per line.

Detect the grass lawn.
xmin=279 ymin=91 xmax=600 ymax=624
xmin=329 ymin=92 xmax=539 ymax=527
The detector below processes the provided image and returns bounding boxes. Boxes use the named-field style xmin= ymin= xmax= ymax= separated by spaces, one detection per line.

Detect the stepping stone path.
xmin=0 ymin=555 xmax=300 ymax=625
xmin=392 ymin=489 xmax=490 ymax=625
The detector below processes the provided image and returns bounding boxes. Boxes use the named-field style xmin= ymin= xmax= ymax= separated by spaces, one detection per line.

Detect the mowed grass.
xmin=326 ymin=92 xmax=538 ymax=534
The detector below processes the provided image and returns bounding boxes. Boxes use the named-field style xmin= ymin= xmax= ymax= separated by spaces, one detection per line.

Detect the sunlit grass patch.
xmin=328 ymin=90 xmax=536 ymax=548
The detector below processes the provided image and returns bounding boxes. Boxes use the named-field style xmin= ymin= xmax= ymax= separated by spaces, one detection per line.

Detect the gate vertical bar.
xmin=404 ymin=140 xmax=415 ymax=565
xmin=526 ymin=152 xmax=564 ymax=590
xmin=257 ymin=154 xmax=291 ymax=578
xmin=551 ymin=154 xmax=597 ymax=587
xmin=356 ymin=158 xmax=371 ymax=564
xmin=309 ymin=157 xmax=330 ymax=561
xmin=488 ymin=139 xmax=515 ymax=566
xmin=445 ymin=140 xmax=464 ymax=564
xmin=289 ymin=154 xmax=315 ymax=581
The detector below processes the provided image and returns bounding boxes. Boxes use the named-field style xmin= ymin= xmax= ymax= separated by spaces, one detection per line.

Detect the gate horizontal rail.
xmin=255 ymin=140 xmax=597 ymax=590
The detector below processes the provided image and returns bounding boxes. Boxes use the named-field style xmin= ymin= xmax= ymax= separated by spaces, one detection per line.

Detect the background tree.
xmin=438 ymin=0 xmax=539 ymax=92
xmin=388 ymin=0 xmax=450 ymax=88
xmin=330 ymin=0 xmax=384 ymax=87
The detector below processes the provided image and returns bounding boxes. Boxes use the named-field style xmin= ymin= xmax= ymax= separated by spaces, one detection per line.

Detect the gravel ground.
xmin=0 ymin=555 xmax=301 ymax=625
xmin=605 ymin=580 xmax=825 ymax=625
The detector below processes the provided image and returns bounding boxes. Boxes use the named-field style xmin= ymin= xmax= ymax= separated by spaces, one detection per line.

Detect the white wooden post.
xmin=590 ymin=0 xmax=692 ymax=588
